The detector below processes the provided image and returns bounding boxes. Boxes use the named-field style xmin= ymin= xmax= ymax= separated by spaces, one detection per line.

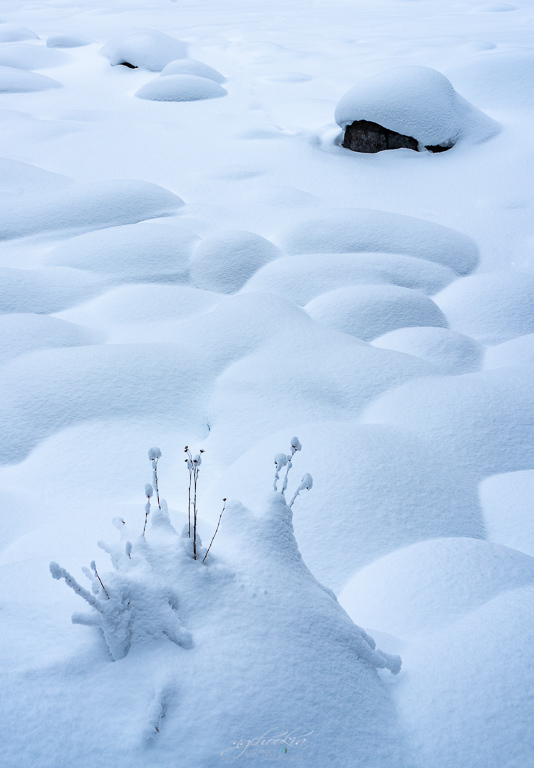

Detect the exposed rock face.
xmin=342 ymin=119 xmax=453 ymax=153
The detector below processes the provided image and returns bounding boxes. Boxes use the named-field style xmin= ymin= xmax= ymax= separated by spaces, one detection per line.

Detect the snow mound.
xmin=46 ymin=223 xmax=199 ymax=282
xmin=0 ymin=24 xmax=39 ymax=42
xmin=100 ymin=29 xmax=187 ymax=71
xmin=47 ymin=34 xmax=92 ymax=48
xmin=276 ymin=209 xmax=479 ymax=275
xmin=334 ymin=65 xmax=498 ymax=148
xmin=398 ymin=586 xmax=534 ymax=768
xmin=480 ymin=470 xmax=534 ymax=557
xmin=362 ymin=366 xmax=534 ymax=477
xmin=0 ymin=180 xmax=183 ymax=240
xmin=0 ymin=314 xmax=102 ymax=366
xmin=305 ymin=284 xmax=447 ymax=341
xmin=204 ymin=422 xmax=482 ymax=591
xmin=0 ymin=43 xmax=70 ymax=70
xmin=0 ymin=65 xmax=60 ymax=93
xmin=338 ymin=537 xmax=534 ymax=637
xmin=372 ymin=326 xmax=483 ymax=374
xmin=190 ymin=230 xmax=282 ymax=293
xmin=485 ymin=332 xmax=534 ymax=369
xmin=241 ymin=253 xmax=455 ymax=303
xmin=0 ymin=267 xmax=105 ymax=314
xmin=136 ymin=74 xmax=226 ymax=102
xmin=160 ymin=58 xmax=225 ymax=83
xmin=0 ymin=157 xmax=71 ymax=195
xmin=57 ymin=284 xmax=220 ymax=332
xmin=434 ymin=271 xmax=534 ymax=344
xmin=446 ymin=51 xmax=534 ymax=110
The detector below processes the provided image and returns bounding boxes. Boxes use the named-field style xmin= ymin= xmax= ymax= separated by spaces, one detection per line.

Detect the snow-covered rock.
xmin=160 ymin=58 xmax=225 ymax=83
xmin=335 ymin=65 xmax=499 ymax=151
xmin=0 ymin=43 xmax=70 ymax=69
xmin=136 ymin=74 xmax=226 ymax=102
xmin=46 ymin=33 xmax=92 ymax=48
xmin=100 ymin=29 xmax=187 ymax=70
xmin=434 ymin=271 xmax=534 ymax=344
xmin=190 ymin=230 xmax=282 ymax=292
xmin=0 ymin=65 xmax=60 ymax=93
xmin=0 ymin=24 xmax=38 ymax=42
xmin=305 ymin=284 xmax=447 ymax=341
xmin=372 ymin=326 xmax=484 ymax=374
xmin=276 ymin=209 xmax=479 ymax=274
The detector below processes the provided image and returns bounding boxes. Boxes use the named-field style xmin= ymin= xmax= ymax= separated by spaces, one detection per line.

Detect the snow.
xmin=0 ymin=0 xmax=533 ymax=765
xmin=276 ymin=208 xmax=479 ymax=274
xmin=190 ymin=229 xmax=282 ymax=292
xmin=100 ymin=29 xmax=188 ymax=71
xmin=160 ymin=58 xmax=225 ymax=83
xmin=135 ymin=74 xmax=227 ymax=102
xmin=305 ymin=284 xmax=447 ymax=341
xmin=334 ymin=65 xmax=499 ymax=148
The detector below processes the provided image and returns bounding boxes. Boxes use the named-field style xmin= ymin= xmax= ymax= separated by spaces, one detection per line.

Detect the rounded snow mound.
xmin=276 ymin=208 xmax=479 ymax=275
xmin=334 ymin=65 xmax=498 ymax=148
xmin=241 ymin=252 xmax=455 ymax=303
xmin=305 ymin=284 xmax=447 ymax=341
xmin=0 ymin=43 xmax=70 ymax=70
xmin=136 ymin=74 xmax=226 ymax=102
xmin=46 ymin=223 xmax=199 ymax=282
xmin=0 ymin=66 xmax=60 ymax=93
xmin=480 ymin=470 xmax=534 ymax=557
xmin=0 ymin=24 xmax=39 ymax=42
xmin=100 ymin=29 xmax=187 ymax=71
xmin=160 ymin=58 xmax=225 ymax=83
xmin=338 ymin=537 xmax=534 ymax=637
xmin=0 ymin=267 xmax=105 ymax=314
xmin=372 ymin=326 xmax=483 ymax=374
xmin=434 ymin=271 xmax=534 ymax=344
xmin=46 ymin=34 xmax=92 ymax=49
xmin=190 ymin=230 xmax=282 ymax=293
xmin=485 ymin=332 xmax=534 ymax=369
xmin=0 ymin=314 xmax=103 ymax=366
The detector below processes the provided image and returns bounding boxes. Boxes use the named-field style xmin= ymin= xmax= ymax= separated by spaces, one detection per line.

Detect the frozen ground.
xmin=0 ymin=0 xmax=533 ymax=766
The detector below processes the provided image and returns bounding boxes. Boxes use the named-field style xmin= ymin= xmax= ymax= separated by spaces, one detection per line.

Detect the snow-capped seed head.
xmin=145 ymin=483 xmax=154 ymax=498
xmin=49 ymin=561 xmax=62 ymax=580
xmin=299 ymin=473 xmax=313 ymax=491
xmin=125 ymin=541 xmax=132 ymax=557
xmin=90 ymin=560 xmax=97 ymax=572
xmin=194 ymin=454 xmax=201 ymax=465
xmin=148 ymin=447 xmax=161 ymax=460
xmin=200 ymin=449 xmax=205 ymax=453
xmin=274 ymin=452 xmax=288 ymax=470
xmin=291 ymin=437 xmax=302 ymax=452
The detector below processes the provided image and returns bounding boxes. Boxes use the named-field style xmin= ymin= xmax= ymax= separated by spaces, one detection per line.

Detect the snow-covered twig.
xmin=281 ymin=436 xmax=302 ymax=496
xmin=143 ymin=483 xmax=153 ymax=537
xmin=148 ymin=447 xmax=162 ymax=509
xmin=49 ymin=562 xmax=101 ymax=610
xmin=90 ymin=560 xmax=110 ymax=599
xmin=203 ymin=499 xmax=226 ymax=563
xmin=289 ymin=473 xmax=313 ymax=508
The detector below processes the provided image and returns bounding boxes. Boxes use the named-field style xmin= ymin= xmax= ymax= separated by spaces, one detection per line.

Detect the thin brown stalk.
xmin=203 ymin=499 xmax=226 ymax=563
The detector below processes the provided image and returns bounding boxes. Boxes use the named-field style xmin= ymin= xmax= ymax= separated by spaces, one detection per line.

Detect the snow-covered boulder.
xmin=0 ymin=65 xmax=60 ymax=93
xmin=335 ymin=65 xmax=498 ymax=153
xmin=47 ymin=33 xmax=92 ymax=48
xmin=160 ymin=58 xmax=225 ymax=83
xmin=305 ymin=284 xmax=447 ymax=341
xmin=190 ymin=230 xmax=282 ymax=292
xmin=136 ymin=74 xmax=226 ymax=102
xmin=100 ymin=29 xmax=187 ymax=71
xmin=0 ymin=24 xmax=38 ymax=42
xmin=0 ymin=43 xmax=69 ymax=70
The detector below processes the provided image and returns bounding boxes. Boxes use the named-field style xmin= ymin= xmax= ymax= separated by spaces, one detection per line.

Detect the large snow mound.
xmin=46 ymin=34 xmax=92 ymax=48
xmin=398 ymin=586 xmax=534 ymax=768
xmin=204 ymin=422 xmax=482 ymax=590
xmin=479 ymin=470 xmax=534 ymax=557
xmin=338 ymin=537 xmax=534 ymax=637
xmin=0 ymin=43 xmax=70 ymax=70
xmin=334 ymin=65 xmax=498 ymax=147
xmin=276 ymin=209 xmax=479 ymax=274
xmin=160 ymin=58 xmax=225 ymax=83
xmin=46 ymin=223 xmax=199 ymax=282
xmin=0 ymin=314 xmax=103 ymax=366
xmin=190 ymin=230 xmax=282 ymax=292
xmin=0 ymin=24 xmax=38 ymax=42
xmin=372 ymin=326 xmax=484 ymax=374
xmin=241 ymin=253 xmax=455 ymax=304
xmin=136 ymin=74 xmax=226 ymax=102
xmin=0 ymin=267 xmax=105 ymax=314
xmin=305 ymin=284 xmax=447 ymax=341
xmin=362 ymin=367 xmax=534 ymax=477
xmin=0 ymin=65 xmax=60 ymax=93
xmin=100 ymin=29 xmax=187 ymax=71
xmin=0 ymin=180 xmax=183 ymax=240
xmin=434 ymin=271 xmax=534 ymax=344
xmin=484 ymin=332 xmax=534 ymax=369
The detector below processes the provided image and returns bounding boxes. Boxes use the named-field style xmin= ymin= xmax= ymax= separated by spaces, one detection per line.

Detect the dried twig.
xmin=203 ymin=499 xmax=226 ymax=563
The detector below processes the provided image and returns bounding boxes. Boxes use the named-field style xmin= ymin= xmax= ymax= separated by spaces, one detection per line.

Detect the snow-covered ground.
xmin=1 ymin=0 xmax=534 ymax=766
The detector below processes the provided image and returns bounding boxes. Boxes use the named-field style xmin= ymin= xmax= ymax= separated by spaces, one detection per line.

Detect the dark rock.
xmin=342 ymin=119 xmax=454 ymax=154
xmin=118 ymin=61 xmax=138 ymax=69
xmin=425 ymin=142 xmax=453 ymax=153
